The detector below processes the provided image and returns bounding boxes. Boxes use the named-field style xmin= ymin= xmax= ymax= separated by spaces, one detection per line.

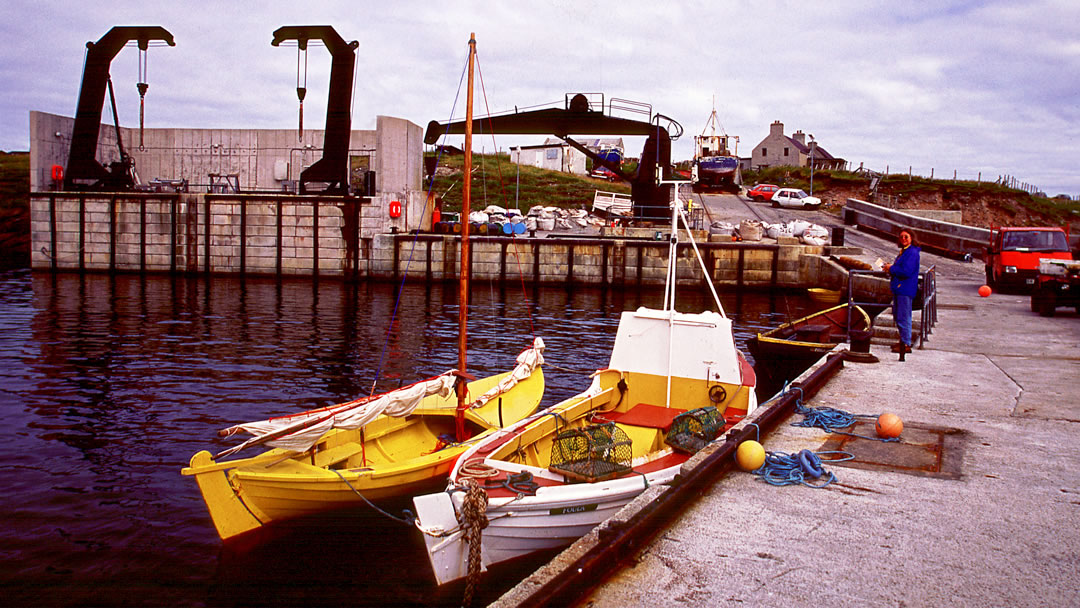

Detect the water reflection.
xmin=0 ymin=270 xmax=813 ymax=606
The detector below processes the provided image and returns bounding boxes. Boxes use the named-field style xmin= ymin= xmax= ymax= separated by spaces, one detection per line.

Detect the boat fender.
xmin=708 ymin=385 xmax=727 ymax=404
xmin=798 ymin=449 xmax=824 ymax=478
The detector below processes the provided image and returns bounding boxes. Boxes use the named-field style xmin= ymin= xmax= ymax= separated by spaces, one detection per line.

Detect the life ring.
xmin=389 ymin=200 xmax=402 ymax=218
xmin=51 ymin=165 xmax=64 ymax=181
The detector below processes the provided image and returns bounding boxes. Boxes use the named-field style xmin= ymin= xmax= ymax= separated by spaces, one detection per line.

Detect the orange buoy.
xmin=736 ymin=440 xmax=766 ymax=471
xmin=876 ymin=412 xmax=903 ymax=438
xmin=978 ymin=285 xmax=991 ymax=297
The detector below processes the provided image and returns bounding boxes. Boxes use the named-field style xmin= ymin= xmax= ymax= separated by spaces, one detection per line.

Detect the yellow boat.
xmin=182 ymin=346 xmax=544 ymax=542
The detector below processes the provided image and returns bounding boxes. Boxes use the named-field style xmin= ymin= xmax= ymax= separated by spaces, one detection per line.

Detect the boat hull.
xmin=748 ymin=303 xmax=872 ymax=386
xmin=415 ymin=308 xmax=759 ymax=585
xmin=694 ymin=156 xmax=739 ymax=190
xmin=183 ymin=368 xmax=544 ymax=541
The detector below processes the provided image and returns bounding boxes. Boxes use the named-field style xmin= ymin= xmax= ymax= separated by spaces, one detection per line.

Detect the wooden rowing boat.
xmin=747 ymin=303 xmax=872 ymax=386
xmin=182 ymin=366 xmax=543 ymax=541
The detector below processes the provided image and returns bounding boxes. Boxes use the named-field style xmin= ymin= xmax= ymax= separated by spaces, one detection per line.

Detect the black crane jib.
xmin=65 ymin=26 xmax=175 ymax=192
xmin=424 ymin=93 xmax=678 ymax=220
xmin=272 ymin=26 xmax=359 ymax=195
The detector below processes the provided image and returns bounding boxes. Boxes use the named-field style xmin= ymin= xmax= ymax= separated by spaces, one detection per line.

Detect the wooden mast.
xmin=455 ymin=33 xmax=476 ymax=441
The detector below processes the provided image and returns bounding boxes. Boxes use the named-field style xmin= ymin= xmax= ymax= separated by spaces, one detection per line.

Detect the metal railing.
xmin=845 ymin=265 xmax=937 ymax=348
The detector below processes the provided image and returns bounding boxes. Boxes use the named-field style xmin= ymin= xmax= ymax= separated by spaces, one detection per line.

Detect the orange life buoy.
xmin=51 ymin=165 xmax=64 ymax=181
xmin=389 ymin=200 xmax=402 ymax=218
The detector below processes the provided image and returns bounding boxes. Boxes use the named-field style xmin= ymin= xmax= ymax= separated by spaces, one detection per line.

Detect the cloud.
xmin=1 ymin=0 xmax=1077 ymax=195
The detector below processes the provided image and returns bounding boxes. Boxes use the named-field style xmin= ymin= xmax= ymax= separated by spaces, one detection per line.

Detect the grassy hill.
xmin=424 ymin=151 xmax=631 ymax=213
xmin=743 ymin=166 xmax=1080 ymax=229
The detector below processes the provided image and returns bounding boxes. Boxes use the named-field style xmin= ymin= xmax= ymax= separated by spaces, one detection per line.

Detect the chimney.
xmin=793 ymin=130 xmax=806 ymax=145
xmin=770 ymin=120 xmax=784 ymax=137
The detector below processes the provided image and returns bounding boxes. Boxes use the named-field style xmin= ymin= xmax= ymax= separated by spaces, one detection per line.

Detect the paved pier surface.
xmin=496 ymin=207 xmax=1080 ymax=607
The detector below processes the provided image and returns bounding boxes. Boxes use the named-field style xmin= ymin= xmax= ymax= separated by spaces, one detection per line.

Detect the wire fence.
xmin=847 ymin=161 xmax=1078 ymax=201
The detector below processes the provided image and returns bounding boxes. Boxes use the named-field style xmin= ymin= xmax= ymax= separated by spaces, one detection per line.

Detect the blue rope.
xmin=782 ymin=383 xmax=900 ymax=443
xmin=752 ymin=449 xmax=853 ymax=488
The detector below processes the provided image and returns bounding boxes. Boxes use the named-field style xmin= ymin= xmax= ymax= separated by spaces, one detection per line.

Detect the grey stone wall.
xmin=28 ymin=111 xmax=418 ymax=200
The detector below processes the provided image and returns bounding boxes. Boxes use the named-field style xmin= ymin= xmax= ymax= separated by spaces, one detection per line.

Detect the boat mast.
xmin=455 ymin=33 xmax=476 ymax=442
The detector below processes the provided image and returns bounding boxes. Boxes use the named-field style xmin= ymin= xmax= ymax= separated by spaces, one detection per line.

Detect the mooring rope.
xmin=752 ymin=449 xmax=854 ymax=488
xmin=329 ymin=469 xmax=416 ymax=526
xmin=783 ymin=384 xmax=901 ymax=443
xmin=460 ymin=478 xmax=489 ymax=607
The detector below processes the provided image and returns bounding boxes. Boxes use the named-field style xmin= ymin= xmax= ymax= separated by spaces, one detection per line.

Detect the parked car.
xmin=591 ymin=166 xmax=618 ymax=181
xmin=771 ymin=188 xmax=822 ymax=209
xmin=746 ymin=183 xmax=779 ymax=201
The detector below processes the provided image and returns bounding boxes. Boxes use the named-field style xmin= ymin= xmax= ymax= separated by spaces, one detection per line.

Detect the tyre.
xmin=1037 ymin=289 xmax=1056 ymax=317
xmin=1030 ymin=293 xmax=1039 ymax=312
xmin=772 ymin=200 xmax=780 ymax=208
xmin=985 ymin=266 xmax=997 ymax=289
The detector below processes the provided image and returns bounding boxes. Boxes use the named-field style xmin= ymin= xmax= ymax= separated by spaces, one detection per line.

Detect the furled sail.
xmin=215 ymin=373 xmax=458 ymax=458
xmin=471 ymin=337 xmax=545 ymax=408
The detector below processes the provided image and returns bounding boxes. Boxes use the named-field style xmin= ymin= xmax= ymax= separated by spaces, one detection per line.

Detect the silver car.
xmin=771 ymin=188 xmax=822 ymax=209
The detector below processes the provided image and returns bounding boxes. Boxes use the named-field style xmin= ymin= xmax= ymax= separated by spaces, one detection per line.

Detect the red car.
xmin=591 ymin=166 xmax=619 ymax=182
xmin=746 ymin=183 xmax=779 ymax=201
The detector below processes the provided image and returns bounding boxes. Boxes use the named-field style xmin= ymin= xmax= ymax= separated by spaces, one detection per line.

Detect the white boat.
xmin=413 ymin=160 xmax=758 ymax=586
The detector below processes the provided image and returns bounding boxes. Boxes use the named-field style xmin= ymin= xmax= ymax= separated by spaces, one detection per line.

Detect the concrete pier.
xmin=494 ymin=226 xmax=1080 ymax=607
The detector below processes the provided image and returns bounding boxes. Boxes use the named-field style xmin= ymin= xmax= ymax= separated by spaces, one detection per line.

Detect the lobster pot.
xmin=549 ymin=423 xmax=632 ymax=482
xmin=665 ymin=406 xmax=723 ymax=454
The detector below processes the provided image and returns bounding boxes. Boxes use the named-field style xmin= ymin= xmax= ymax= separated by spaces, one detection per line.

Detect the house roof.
xmin=787 ymin=136 xmax=836 ymax=160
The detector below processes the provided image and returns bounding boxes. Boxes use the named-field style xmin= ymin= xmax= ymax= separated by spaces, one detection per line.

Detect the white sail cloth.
xmin=214 ymin=338 xmax=546 ymax=458
xmin=216 ymin=373 xmax=458 ymax=458
xmin=471 ymin=337 xmax=545 ymax=408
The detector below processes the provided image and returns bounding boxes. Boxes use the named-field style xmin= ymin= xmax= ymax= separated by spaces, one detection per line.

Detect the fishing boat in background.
xmin=747 ymin=302 xmax=874 ymax=386
xmin=692 ymin=102 xmax=740 ymax=192
xmin=182 ymin=32 xmax=545 ymax=543
xmin=413 ymin=152 xmax=758 ymax=586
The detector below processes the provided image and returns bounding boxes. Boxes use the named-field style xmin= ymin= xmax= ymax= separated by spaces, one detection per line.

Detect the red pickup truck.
xmin=985 ymin=226 xmax=1072 ymax=291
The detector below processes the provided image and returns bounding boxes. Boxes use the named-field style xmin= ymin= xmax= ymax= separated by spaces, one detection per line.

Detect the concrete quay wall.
xmin=844 ymin=197 xmax=990 ymax=257
xmin=32 ymin=192 xmax=869 ymax=290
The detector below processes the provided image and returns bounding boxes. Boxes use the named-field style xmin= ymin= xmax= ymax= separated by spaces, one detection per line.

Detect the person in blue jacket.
xmin=883 ymin=228 xmax=921 ymax=354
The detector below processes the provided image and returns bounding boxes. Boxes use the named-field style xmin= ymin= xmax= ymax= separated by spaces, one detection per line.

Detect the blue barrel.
xmin=513 ymin=222 xmax=526 ymax=235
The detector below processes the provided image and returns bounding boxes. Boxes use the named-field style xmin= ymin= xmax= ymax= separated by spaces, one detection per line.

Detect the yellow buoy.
xmin=736 ymin=440 xmax=766 ymax=471
xmin=876 ymin=412 xmax=904 ymax=438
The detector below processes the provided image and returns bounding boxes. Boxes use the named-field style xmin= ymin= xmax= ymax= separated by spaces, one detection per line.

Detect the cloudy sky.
xmin=2 ymin=0 xmax=1077 ymax=195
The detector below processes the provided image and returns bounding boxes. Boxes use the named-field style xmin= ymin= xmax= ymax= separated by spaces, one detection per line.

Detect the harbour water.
xmin=0 ymin=268 xmax=813 ymax=606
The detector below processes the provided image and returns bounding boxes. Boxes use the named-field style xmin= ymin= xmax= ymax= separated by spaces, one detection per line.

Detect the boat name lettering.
xmin=550 ymin=504 xmax=598 ymax=516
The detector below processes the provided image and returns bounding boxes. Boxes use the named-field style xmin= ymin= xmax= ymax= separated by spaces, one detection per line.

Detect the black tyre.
xmin=1037 ymin=289 xmax=1057 ymax=317
xmin=772 ymin=200 xmax=780 ymax=208
xmin=985 ymin=266 xmax=997 ymax=289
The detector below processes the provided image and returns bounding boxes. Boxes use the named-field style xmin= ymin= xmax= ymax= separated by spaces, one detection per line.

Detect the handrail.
xmin=845 ymin=265 xmax=937 ymax=348
xmin=917 ymin=265 xmax=938 ymax=348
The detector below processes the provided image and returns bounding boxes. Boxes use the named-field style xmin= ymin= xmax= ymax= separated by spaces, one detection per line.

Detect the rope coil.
xmin=752 ymin=449 xmax=853 ymax=488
